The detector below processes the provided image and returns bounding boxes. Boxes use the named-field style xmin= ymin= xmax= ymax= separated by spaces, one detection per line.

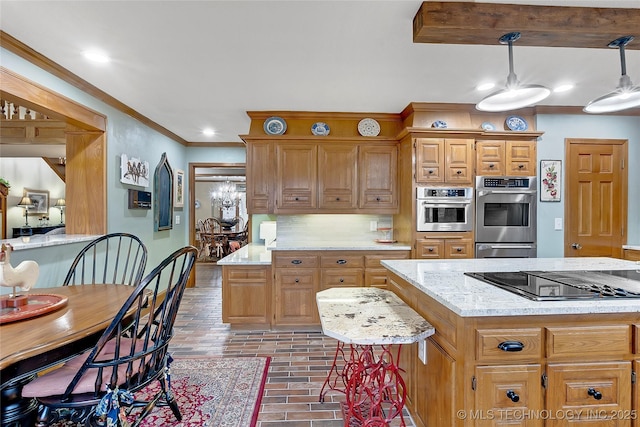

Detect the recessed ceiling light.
xmin=203 ymin=128 xmax=215 ymax=137
xmin=553 ymin=84 xmax=574 ymax=93
xmin=83 ymin=50 xmax=110 ymax=63
xmin=476 ymin=82 xmax=495 ymax=91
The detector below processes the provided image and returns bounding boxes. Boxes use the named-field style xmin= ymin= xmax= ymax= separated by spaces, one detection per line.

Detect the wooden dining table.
xmin=0 ymin=284 xmax=136 ymax=426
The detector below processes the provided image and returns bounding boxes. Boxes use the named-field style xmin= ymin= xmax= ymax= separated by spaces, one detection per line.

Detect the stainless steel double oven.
xmin=475 ymin=176 xmax=537 ymax=258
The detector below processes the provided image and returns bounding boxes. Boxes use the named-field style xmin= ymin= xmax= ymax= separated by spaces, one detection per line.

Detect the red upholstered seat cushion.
xmin=22 ymin=338 xmax=146 ymax=398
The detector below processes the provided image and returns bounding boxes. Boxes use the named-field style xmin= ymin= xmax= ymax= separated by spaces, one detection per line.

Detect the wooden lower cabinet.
xmin=623 ymin=249 xmax=640 ymax=261
xmin=416 ymin=233 xmax=474 ymax=259
xmin=274 ymin=267 xmax=320 ymax=325
xmin=222 ymin=265 xmax=271 ymax=327
xmin=387 ymin=271 xmax=638 ymax=427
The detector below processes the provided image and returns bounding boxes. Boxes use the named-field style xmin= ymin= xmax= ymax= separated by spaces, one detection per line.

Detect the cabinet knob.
xmin=295 ymin=197 xmax=299 ymax=201
xmin=506 ymin=390 xmax=520 ymax=403
xmin=456 ymin=170 xmax=462 ymax=175
xmin=339 ymin=278 xmax=344 ymax=283
xmin=587 ymin=388 xmax=602 ymax=400
xmin=428 ymin=248 xmax=434 ymax=252
xmin=291 ymin=259 xmax=303 ymax=265
xmin=455 ymin=247 xmax=462 ymax=252
xmin=376 ymin=197 xmax=381 ymax=202
xmin=489 ymin=164 xmax=494 ymax=168
xmin=336 ymin=197 xmax=340 ymax=201
xmin=518 ymin=164 xmax=524 ymax=169
xmin=428 ymin=170 xmax=434 ymax=174
xmin=337 ymin=259 xmax=347 ymax=265
xmin=295 ymin=278 xmax=299 ymax=283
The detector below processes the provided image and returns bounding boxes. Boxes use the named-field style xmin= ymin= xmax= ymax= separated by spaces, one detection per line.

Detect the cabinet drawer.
xmin=280 ymin=192 xmax=314 ymax=209
xmin=226 ymin=268 xmax=268 ymax=282
xmin=546 ymin=326 xmax=631 ymax=358
xmin=444 ymin=239 xmax=473 ymax=258
xmin=365 ymin=269 xmax=389 ymax=288
xmin=277 ymin=269 xmax=317 ymax=287
xmin=364 ymin=252 xmax=410 ymax=268
xmin=321 ymin=255 xmax=364 ymax=268
xmin=321 ymin=269 xmax=364 ymax=289
xmin=476 ymin=328 xmax=542 ymax=362
xmin=416 ymin=239 xmax=444 ymax=258
xmin=275 ymin=255 xmax=319 ymax=268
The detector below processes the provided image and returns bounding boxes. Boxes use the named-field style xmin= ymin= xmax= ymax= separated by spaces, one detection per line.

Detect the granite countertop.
xmin=0 ymin=234 xmax=101 ymax=251
xmin=623 ymin=245 xmax=640 ymax=251
xmin=381 ymin=257 xmax=640 ymax=317
xmin=316 ymin=287 xmax=435 ymax=345
xmin=216 ymin=244 xmax=272 ymax=265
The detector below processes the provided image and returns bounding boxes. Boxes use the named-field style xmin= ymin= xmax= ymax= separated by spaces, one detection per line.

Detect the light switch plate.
xmin=554 ymin=217 xmax=562 ymax=230
xmin=175 ymin=215 xmax=180 ymax=225
xmin=418 ymin=339 xmax=427 ymax=364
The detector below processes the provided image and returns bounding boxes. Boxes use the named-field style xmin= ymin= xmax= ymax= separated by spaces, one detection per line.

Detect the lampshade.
xmin=54 ymin=198 xmax=66 ymax=208
xmin=476 ymin=32 xmax=551 ymax=112
xmin=17 ymin=196 xmax=35 ymax=207
xmin=584 ymin=36 xmax=640 ymax=114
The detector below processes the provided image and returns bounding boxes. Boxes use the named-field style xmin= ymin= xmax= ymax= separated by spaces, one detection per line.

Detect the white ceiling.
xmin=1 ymin=0 xmax=639 ymax=145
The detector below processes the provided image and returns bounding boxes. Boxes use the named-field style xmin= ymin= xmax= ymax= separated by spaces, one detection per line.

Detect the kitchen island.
xmin=378 ymin=257 xmax=639 ymax=427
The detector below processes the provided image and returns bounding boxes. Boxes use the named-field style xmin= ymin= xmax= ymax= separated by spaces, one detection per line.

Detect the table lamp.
xmin=17 ymin=196 xmax=35 ymax=226
xmin=54 ymin=198 xmax=66 ymax=224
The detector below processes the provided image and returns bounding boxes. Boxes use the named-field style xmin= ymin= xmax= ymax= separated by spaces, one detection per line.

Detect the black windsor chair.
xmin=63 ymin=233 xmax=148 ymax=287
xmin=22 ymin=245 xmax=198 ymax=427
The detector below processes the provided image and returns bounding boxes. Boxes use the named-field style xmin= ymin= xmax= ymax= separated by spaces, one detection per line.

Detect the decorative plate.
xmin=263 ymin=116 xmax=287 ymax=135
xmin=311 ymin=122 xmax=330 ymax=136
xmin=481 ymin=121 xmax=496 ymax=131
xmin=505 ymin=115 xmax=528 ymax=131
xmin=357 ymin=118 xmax=381 ymax=137
xmin=431 ymin=120 xmax=447 ymax=129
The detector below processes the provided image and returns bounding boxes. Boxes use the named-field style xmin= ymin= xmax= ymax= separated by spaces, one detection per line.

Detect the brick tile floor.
xmin=170 ymin=262 xmax=416 ymax=427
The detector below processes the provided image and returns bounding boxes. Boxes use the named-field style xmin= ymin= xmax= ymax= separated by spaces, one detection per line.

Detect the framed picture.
xmin=24 ymin=188 xmax=50 ymax=214
xmin=120 ymin=154 xmax=150 ymax=187
xmin=174 ymin=169 xmax=185 ymax=208
xmin=154 ymin=152 xmax=173 ymax=231
xmin=540 ymin=160 xmax=561 ymax=202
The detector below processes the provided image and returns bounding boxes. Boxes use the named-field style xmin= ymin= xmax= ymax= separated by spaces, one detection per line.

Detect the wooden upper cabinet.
xmin=415 ymin=138 xmax=444 ymax=182
xmin=318 ymin=144 xmax=358 ymax=210
xmin=276 ymin=143 xmax=318 ymax=211
xmin=358 ymin=144 xmax=398 ymax=212
xmin=477 ymin=140 xmax=537 ymax=176
xmin=246 ymin=141 xmax=274 ymax=213
xmin=415 ymin=138 xmax=473 ymax=184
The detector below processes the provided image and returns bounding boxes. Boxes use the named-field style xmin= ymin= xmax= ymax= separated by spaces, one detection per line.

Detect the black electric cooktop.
xmin=465 ymin=269 xmax=640 ymax=301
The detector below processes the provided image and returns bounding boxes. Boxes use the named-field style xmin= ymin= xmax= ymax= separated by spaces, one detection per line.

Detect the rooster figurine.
xmin=0 ymin=243 xmax=39 ymax=298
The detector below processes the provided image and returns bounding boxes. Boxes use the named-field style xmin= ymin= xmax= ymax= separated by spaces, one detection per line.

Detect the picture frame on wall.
xmin=24 ymin=188 xmax=50 ymax=214
xmin=540 ymin=160 xmax=561 ymax=202
xmin=120 ymin=154 xmax=150 ymax=187
xmin=154 ymin=152 xmax=173 ymax=231
xmin=174 ymin=169 xmax=185 ymax=208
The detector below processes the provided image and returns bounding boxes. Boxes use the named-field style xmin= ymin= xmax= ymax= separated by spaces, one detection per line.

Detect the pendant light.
xmin=584 ymin=36 xmax=640 ymax=114
xmin=476 ymin=32 xmax=551 ymax=112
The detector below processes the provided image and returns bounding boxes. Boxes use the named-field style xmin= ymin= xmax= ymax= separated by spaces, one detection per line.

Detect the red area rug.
xmin=51 ymin=357 xmax=270 ymax=427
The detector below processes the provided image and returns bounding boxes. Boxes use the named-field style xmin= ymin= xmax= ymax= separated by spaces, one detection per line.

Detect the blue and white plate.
xmin=481 ymin=121 xmax=496 ymax=131
xmin=505 ymin=115 xmax=528 ymax=131
xmin=263 ymin=116 xmax=287 ymax=135
xmin=431 ymin=120 xmax=447 ymax=129
xmin=311 ymin=122 xmax=330 ymax=136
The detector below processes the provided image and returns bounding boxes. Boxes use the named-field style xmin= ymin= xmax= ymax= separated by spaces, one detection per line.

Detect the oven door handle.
xmin=483 ymin=244 xmax=534 ymax=249
xmin=477 ymin=190 xmax=536 ymax=196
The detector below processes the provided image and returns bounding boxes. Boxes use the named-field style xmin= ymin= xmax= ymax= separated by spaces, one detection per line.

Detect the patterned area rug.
xmin=51 ymin=357 xmax=270 ymax=427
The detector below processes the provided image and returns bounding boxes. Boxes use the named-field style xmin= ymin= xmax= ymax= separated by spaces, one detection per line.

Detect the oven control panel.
xmin=477 ymin=176 xmax=536 ymax=190
xmin=417 ymin=187 xmax=472 ymax=199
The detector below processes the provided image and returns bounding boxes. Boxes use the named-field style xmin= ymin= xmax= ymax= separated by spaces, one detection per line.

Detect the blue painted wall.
xmin=535 ymin=114 xmax=640 ymax=257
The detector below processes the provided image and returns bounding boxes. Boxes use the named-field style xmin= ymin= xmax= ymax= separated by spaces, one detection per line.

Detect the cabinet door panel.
xmin=416 ymin=138 xmax=444 ymax=183
xmin=276 ymin=143 xmax=317 ymax=210
xmin=274 ymin=269 xmax=319 ymax=325
xmin=358 ymin=145 xmax=398 ymax=211
xmin=445 ymin=139 xmax=474 ymax=184
xmin=246 ymin=142 xmax=274 ymax=213
xmin=222 ymin=266 xmax=270 ymax=325
xmin=546 ymin=361 xmax=632 ymax=427
xmin=474 ymin=364 xmax=544 ymax=427
xmin=318 ymin=144 xmax=358 ymax=210
xmin=477 ymin=141 xmax=505 ymax=176
xmin=506 ymin=141 xmax=536 ymax=176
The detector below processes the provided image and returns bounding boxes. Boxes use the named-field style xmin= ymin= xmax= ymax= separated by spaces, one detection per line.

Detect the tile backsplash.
xmin=277 ymin=214 xmax=393 ymax=244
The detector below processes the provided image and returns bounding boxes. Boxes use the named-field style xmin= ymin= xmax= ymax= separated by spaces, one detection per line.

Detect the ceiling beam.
xmin=413 ymin=2 xmax=640 ymax=50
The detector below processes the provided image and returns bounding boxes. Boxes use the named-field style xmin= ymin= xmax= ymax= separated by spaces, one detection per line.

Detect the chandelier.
xmin=210 ymin=180 xmax=240 ymax=207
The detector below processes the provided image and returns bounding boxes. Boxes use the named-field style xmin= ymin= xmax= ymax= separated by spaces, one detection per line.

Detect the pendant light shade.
xmin=476 ymin=32 xmax=551 ymax=112
xmin=584 ymin=36 xmax=640 ymax=114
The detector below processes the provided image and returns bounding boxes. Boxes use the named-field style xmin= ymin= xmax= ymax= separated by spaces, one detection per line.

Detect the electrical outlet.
xmin=418 ymin=339 xmax=427 ymax=364
xmin=370 ymin=220 xmax=378 ymax=231
xmin=554 ymin=217 xmax=562 ymax=230
xmin=175 ymin=215 xmax=180 ymax=225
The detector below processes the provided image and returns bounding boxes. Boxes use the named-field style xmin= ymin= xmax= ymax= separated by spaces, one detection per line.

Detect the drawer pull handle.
xmin=498 ymin=341 xmax=524 ymax=352
xmin=456 ymin=170 xmax=462 ymax=175
xmin=291 ymin=260 xmax=303 ymax=265
xmin=295 ymin=278 xmax=300 ymax=283
xmin=337 ymin=259 xmax=347 ymax=265
xmin=339 ymin=278 xmax=344 ymax=283
xmin=587 ymin=388 xmax=602 ymax=400
xmin=428 ymin=170 xmax=434 ymax=175
xmin=428 ymin=248 xmax=434 ymax=252
xmin=455 ymin=247 xmax=462 ymax=252
xmin=506 ymin=390 xmax=520 ymax=403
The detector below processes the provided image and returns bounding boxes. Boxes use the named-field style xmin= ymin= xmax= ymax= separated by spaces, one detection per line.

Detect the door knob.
xmin=571 ymin=243 xmax=582 ymax=250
